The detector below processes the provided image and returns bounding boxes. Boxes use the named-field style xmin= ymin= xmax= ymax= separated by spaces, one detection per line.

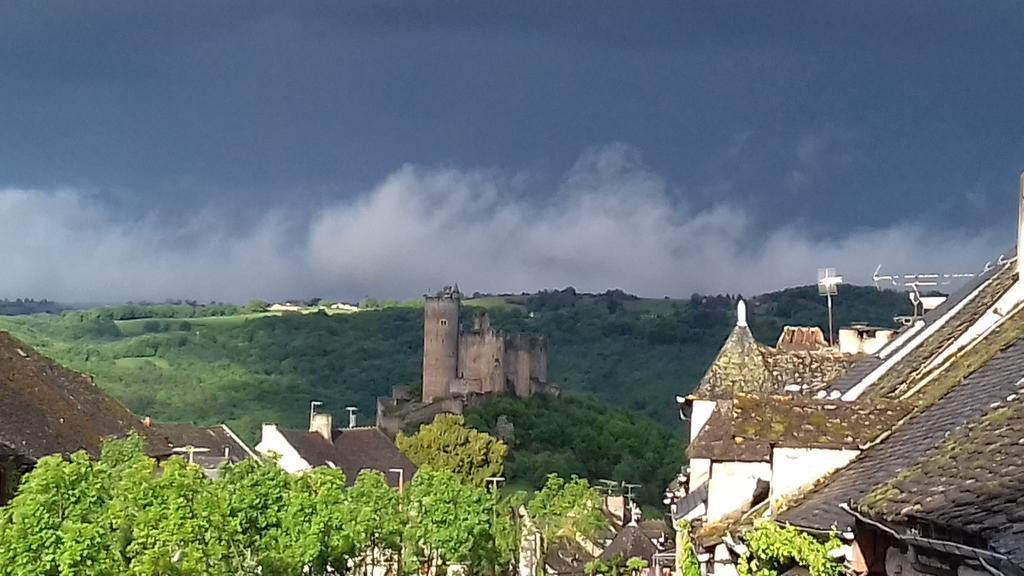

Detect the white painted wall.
xmin=838 ymin=329 xmax=894 ymax=356
xmin=689 ymin=458 xmax=711 ymax=492
xmin=690 ymin=400 xmax=716 ymax=442
xmin=255 ymin=423 xmax=313 ymax=473
xmin=706 ymin=461 xmax=771 ymax=522
xmin=769 ymin=447 xmax=859 ymax=503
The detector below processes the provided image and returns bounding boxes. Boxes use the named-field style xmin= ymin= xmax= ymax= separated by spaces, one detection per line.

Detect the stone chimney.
xmin=603 ymin=495 xmax=626 ymax=527
xmin=346 ymin=406 xmax=358 ymax=429
xmin=309 ymin=411 xmax=333 ymax=443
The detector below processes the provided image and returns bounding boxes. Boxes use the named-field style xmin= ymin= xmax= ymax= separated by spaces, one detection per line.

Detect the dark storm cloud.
xmin=0 ymin=2 xmax=1022 ymax=300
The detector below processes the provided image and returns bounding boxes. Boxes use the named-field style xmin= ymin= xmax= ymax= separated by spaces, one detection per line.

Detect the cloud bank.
xmin=0 ymin=145 xmax=1007 ymax=303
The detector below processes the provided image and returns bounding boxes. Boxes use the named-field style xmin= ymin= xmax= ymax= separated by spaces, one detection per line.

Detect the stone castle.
xmin=376 ymin=285 xmax=553 ymax=435
xmin=422 ymin=285 xmax=548 ymax=402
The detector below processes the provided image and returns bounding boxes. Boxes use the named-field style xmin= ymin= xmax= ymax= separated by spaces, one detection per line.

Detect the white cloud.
xmin=0 ymin=144 xmax=1008 ymax=303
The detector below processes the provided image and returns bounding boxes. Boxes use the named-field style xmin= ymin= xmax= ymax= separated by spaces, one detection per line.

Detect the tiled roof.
xmin=689 ymin=394 xmax=907 ymax=462
xmin=600 ymin=524 xmax=659 ymax=561
xmin=778 ymin=330 xmax=1024 ymax=532
xmin=695 ymin=323 xmax=856 ymax=400
xmin=856 ymin=392 xmax=1024 ymax=566
xmin=280 ymin=427 xmax=417 ymax=487
xmin=0 ymin=331 xmax=159 ymax=461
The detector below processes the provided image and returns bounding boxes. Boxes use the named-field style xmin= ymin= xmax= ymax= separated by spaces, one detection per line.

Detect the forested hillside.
xmin=0 ymin=285 xmax=910 ymax=505
xmin=0 ymin=285 xmax=911 ymax=435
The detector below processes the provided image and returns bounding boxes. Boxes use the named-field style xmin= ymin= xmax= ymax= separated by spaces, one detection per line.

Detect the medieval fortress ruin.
xmin=422 ymin=285 xmax=548 ymax=402
xmin=377 ymin=285 xmax=554 ymax=435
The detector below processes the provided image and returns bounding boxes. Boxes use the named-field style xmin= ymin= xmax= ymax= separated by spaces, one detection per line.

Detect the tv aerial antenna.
xmin=873 ymin=265 xmax=980 ymax=318
xmin=817 ymin=267 xmax=842 ymax=346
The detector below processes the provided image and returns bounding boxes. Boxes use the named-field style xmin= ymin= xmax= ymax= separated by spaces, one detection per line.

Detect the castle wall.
xmin=422 ymin=294 xmax=460 ymax=403
xmin=457 ymin=329 xmax=506 ymax=395
xmin=529 ymin=337 xmax=548 ymax=384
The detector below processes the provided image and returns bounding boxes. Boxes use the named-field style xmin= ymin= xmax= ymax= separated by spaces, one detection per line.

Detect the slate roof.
xmin=864 ymin=262 xmax=1016 ymax=400
xmin=856 ymin=392 xmax=1024 ymax=566
xmin=148 ymin=422 xmax=254 ymax=469
xmin=545 ymin=538 xmax=594 ymax=576
xmin=0 ymin=331 xmax=159 ymax=461
xmin=688 ymin=394 xmax=907 ymax=462
xmin=778 ymin=329 xmax=1024 ymax=532
xmin=826 ymin=356 xmax=883 ymax=395
xmin=601 ymin=524 xmax=659 ymax=561
xmin=696 ymin=321 xmax=856 ymax=400
xmin=279 ymin=427 xmax=417 ymax=487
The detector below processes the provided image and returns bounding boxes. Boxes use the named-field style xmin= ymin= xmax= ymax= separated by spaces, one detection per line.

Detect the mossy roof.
xmin=865 ymin=263 xmax=1017 ymax=400
xmin=688 ymin=394 xmax=908 ymax=462
xmin=695 ymin=324 xmax=857 ymax=400
xmin=778 ymin=328 xmax=1024 ymax=532
xmin=0 ymin=331 xmax=166 ymax=461
xmin=856 ymin=392 xmax=1024 ymax=566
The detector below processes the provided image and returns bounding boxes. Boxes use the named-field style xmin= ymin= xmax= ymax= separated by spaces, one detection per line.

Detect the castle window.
xmin=439 ymin=319 xmax=448 ymax=327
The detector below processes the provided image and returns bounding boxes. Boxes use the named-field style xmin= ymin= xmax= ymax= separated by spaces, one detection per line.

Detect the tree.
xmin=527 ymin=474 xmax=605 ymax=568
xmin=736 ymin=521 xmax=842 ymax=576
xmin=277 ymin=467 xmax=357 ymax=576
xmin=403 ymin=468 xmax=494 ymax=573
xmin=396 ymin=414 xmax=508 ymax=486
xmin=347 ymin=471 xmax=404 ymax=576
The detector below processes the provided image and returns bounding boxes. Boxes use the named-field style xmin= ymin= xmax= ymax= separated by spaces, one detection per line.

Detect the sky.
xmin=2 ymin=1 xmax=1024 ymax=302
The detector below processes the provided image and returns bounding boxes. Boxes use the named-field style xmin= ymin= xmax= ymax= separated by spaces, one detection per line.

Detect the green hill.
xmin=0 ymin=285 xmax=911 ymax=506
xmin=0 ymin=286 xmax=911 ymax=434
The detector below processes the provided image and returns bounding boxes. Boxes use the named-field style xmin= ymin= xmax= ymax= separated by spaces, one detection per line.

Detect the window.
xmin=439 ymin=319 xmax=448 ymax=327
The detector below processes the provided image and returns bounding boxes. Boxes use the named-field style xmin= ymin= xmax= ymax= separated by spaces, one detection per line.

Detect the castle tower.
xmin=422 ymin=285 xmax=461 ymax=403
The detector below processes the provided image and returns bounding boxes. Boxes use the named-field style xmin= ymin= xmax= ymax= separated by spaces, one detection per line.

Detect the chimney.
xmin=142 ymin=416 xmax=152 ymax=428
xmin=309 ymin=411 xmax=333 ymax=443
xmin=345 ymin=406 xmax=358 ymax=429
xmin=1018 ymin=172 xmax=1024 ymax=277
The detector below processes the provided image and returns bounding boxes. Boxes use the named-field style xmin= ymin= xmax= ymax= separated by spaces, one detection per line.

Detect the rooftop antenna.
xmin=873 ymin=265 xmax=979 ymax=318
xmin=597 ymin=479 xmax=620 ymax=496
xmin=817 ymin=267 xmax=842 ymax=346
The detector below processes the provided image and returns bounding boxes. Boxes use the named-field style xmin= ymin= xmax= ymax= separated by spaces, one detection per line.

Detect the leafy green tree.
xmin=120 ymin=457 xmax=241 ymax=575
xmin=403 ymin=468 xmax=493 ymax=573
xmin=277 ymin=467 xmax=357 ymax=575
xmin=397 ymin=414 xmax=508 ymax=486
xmin=0 ymin=453 xmax=118 ymax=575
xmin=218 ymin=457 xmax=295 ymax=573
xmin=348 ymin=471 xmax=404 ymax=576
xmin=675 ymin=520 xmax=699 ymax=576
xmin=737 ymin=521 xmax=842 ymax=576
xmin=527 ymin=474 xmax=605 ymax=568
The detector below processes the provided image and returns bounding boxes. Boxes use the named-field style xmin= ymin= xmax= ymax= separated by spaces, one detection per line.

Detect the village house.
xmin=673 ymin=176 xmax=1024 ymax=576
xmin=255 ymin=405 xmax=417 ymax=489
xmin=0 ymin=331 xmax=253 ymax=502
